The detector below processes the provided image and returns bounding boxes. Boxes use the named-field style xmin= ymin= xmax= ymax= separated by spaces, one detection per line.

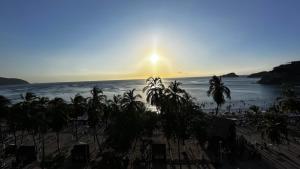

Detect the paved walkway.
xmin=237 ymin=127 xmax=300 ymax=169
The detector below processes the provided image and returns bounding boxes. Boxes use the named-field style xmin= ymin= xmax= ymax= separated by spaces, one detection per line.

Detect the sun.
xmin=150 ymin=53 xmax=159 ymax=64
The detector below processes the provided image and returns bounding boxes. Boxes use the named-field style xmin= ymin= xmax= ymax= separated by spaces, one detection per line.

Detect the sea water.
xmin=0 ymin=77 xmax=288 ymax=112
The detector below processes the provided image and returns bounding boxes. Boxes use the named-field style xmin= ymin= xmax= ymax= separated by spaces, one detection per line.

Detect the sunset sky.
xmin=1 ymin=0 xmax=300 ymax=83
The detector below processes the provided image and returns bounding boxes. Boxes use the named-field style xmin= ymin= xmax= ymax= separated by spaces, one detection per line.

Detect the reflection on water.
xmin=0 ymin=77 xmax=285 ymax=111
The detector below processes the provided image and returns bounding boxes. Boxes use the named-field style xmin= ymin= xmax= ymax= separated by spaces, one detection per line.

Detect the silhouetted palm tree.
xmin=48 ymin=97 xmax=68 ymax=152
xmin=278 ymin=84 xmax=300 ymax=113
xmin=71 ymin=94 xmax=87 ymax=141
xmin=121 ymin=89 xmax=143 ymax=112
xmin=20 ymin=92 xmax=40 ymax=148
xmin=164 ymin=80 xmax=185 ymax=106
xmin=21 ymin=92 xmax=38 ymax=103
xmin=207 ymin=76 xmax=231 ymax=115
xmin=88 ymin=86 xmax=106 ymax=150
xmin=105 ymin=90 xmax=145 ymax=155
xmin=0 ymin=96 xmax=10 ymax=148
xmin=162 ymin=80 xmax=188 ymax=169
xmin=143 ymin=77 xmax=165 ymax=112
xmin=8 ymin=103 xmax=22 ymax=146
xmin=108 ymin=94 xmax=122 ymax=116
xmin=35 ymin=97 xmax=49 ymax=169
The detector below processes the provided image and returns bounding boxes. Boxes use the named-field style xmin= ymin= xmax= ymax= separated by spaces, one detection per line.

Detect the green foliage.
xmin=143 ymin=77 xmax=165 ymax=110
xmin=0 ymin=95 xmax=10 ymax=118
xmin=70 ymin=94 xmax=87 ymax=119
xmin=260 ymin=112 xmax=288 ymax=145
xmin=88 ymin=86 xmax=106 ymax=128
xmin=207 ymin=76 xmax=231 ymax=115
xmin=105 ymin=89 xmax=145 ymax=154
xmin=278 ymin=84 xmax=300 ymax=113
xmin=1 ymin=77 xmax=212 ymax=168
xmin=48 ymin=98 xmax=68 ymax=133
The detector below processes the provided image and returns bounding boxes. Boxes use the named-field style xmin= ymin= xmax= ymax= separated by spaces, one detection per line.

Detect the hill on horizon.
xmin=0 ymin=77 xmax=29 ymax=86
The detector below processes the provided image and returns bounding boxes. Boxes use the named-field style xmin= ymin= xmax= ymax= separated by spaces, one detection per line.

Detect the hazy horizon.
xmin=14 ymin=74 xmax=254 ymax=84
xmin=1 ymin=0 xmax=300 ymax=83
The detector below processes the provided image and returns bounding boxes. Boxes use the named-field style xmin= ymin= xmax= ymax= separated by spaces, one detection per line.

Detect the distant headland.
xmin=221 ymin=72 xmax=239 ymax=78
xmin=249 ymin=61 xmax=300 ymax=85
xmin=247 ymin=71 xmax=268 ymax=78
xmin=0 ymin=77 xmax=29 ymax=86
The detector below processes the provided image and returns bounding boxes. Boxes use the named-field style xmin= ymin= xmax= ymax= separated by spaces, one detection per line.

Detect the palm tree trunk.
xmin=167 ymin=139 xmax=171 ymax=158
xmin=95 ymin=134 xmax=101 ymax=152
xmin=41 ymin=134 xmax=45 ymax=169
xmin=216 ymin=105 xmax=219 ymax=115
xmin=178 ymin=139 xmax=182 ymax=169
xmin=0 ymin=127 xmax=3 ymax=152
xmin=75 ymin=118 xmax=78 ymax=141
xmin=20 ymin=130 xmax=25 ymax=144
xmin=131 ymin=138 xmax=138 ymax=155
xmin=56 ymin=132 xmax=60 ymax=153
xmin=13 ymin=130 xmax=17 ymax=146
xmin=32 ymin=133 xmax=37 ymax=150
xmin=38 ymin=133 xmax=41 ymax=145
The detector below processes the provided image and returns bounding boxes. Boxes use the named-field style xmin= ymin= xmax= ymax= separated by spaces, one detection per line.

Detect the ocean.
xmin=0 ymin=77 xmax=289 ymax=112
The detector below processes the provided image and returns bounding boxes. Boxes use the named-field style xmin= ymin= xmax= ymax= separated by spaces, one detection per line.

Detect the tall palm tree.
xmin=71 ymin=94 xmax=87 ymax=141
xmin=87 ymin=86 xmax=106 ymax=150
xmin=207 ymin=76 xmax=231 ymax=115
xmin=21 ymin=92 xmax=38 ymax=103
xmin=164 ymin=80 xmax=186 ymax=105
xmin=7 ymin=103 xmax=21 ymax=146
xmin=105 ymin=90 xmax=145 ymax=155
xmin=20 ymin=92 xmax=40 ymax=148
xmin=0 ymin=96 xmax=10 ymax=148
xmin=121 ymin=89 xmax=143 ymax=112
xmin=108 ymin=94 xmax=122 ymax=116
xmin=48 ymin=97 xmax=68 ymax=152
xmin=35 ymin=97 xmax=49 ymax=169
xmin=143 ymin=77 xmax=165 ymax=112
xmin=162 ymin=80 xmax=187 ymax=169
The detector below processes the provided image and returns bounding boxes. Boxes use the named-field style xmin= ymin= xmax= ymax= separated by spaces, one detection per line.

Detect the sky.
xmin=0 ymin=0 xmax=300 ymax=83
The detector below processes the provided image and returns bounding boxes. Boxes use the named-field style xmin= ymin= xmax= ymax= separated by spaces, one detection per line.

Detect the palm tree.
xmin=35 ymin=97 xmax=49 ymax=169
xmin=48 ymin=97 xmax=68 ymax=152
xmin=87 ymin=86 xmax=106 ymax=150
xmin=143 ymin=77 xmax=165 ymax=112
xmin=164 ymin=80 xmax=185 ymax=106
xmin=108 ymin=94 xmax=122 ymax=117
xmin=121 ymin=89 xmax=143 ymax=112
xmin=21 ymin=92 xmax=38 ymax=102
xmin=278 ymin=84 xmax=300 ymax=113
xmin=71 ymin=94 xmax=87 ymax=141
xmin=20 ymin=92 xmax=40 ymax=148
xmin=162 ymin=80 xmax=188 ymax=169
xmin=0 ymin=96 xmax=10 ymax=147
xmin=105 ymin=90 xmax=145 ymax=155
xmin=207 ymin=76 xmax=231 ymax=115
xmin=7 ymin=103 xmax=24 ymax=155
